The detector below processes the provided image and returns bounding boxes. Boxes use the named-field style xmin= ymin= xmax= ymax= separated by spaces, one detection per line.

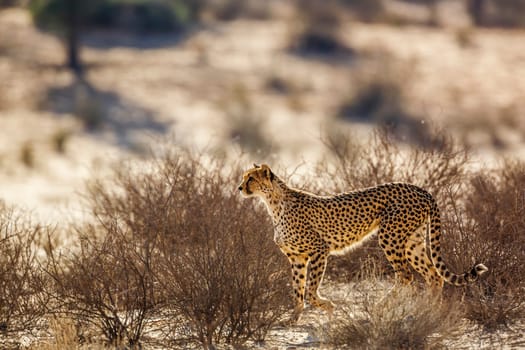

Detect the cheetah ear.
xmin=260 ymin=164 xmax=274 ymax=181
xmin=253 ymin=163 xmax=260 ymax=168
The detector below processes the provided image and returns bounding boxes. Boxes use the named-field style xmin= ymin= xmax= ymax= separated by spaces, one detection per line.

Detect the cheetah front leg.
xmin=285 ymin=253 xmax=309 ymax=322
xmin=306 ymin=251 xmax=334 ymax=315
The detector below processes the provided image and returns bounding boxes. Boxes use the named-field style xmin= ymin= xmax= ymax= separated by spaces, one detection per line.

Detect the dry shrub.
xmin=442 ymin=160 xmax=525 ymax=330
xmin=321 ymin=127 xmax=466 ymax=195
xmin=222 ymin=84 xmax=275 ymax=156
xmin=343 ymin=0 xmax=384 ymax=22
xmin=151 ymin=153 xmax=290 ymax=348
xmin=44 ymin=156 xmax=178 ymax=347
xmin=317 ymin=128 xmax=468 ymax=281
xmin=20 ymin=142 xmax=35 ymax=168
xmin=46 ymin=150 xmax=289 ymax=348
xmin=0 ymin=204 xmax=49 ymax=339
xmin=468 ymin=0 xmax=525 ymax=27
xmin=289 ymin=0 xmax=353 ymax=58
xmin=325 ymin=274 xmax=464 ymax=349
xmin=337 ymin=60 xmax=437 ymax=149
xmin=45 ymin=224 xmax=158 ymax=347
xmin=197 ymin=0 xmax=272 ymax=21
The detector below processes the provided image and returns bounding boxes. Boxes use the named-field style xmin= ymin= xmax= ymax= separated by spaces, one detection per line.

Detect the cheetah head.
xmin=238 ymin=164 xmax=275 ymax=197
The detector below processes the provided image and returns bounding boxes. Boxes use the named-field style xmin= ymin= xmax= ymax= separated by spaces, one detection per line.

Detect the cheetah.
xmin=238 ymin=164 xmax=488 ymax=321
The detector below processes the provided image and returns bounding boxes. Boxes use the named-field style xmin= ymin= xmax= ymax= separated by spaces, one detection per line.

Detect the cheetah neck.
xmin=260 ymin=176 xmax=293 ymax=224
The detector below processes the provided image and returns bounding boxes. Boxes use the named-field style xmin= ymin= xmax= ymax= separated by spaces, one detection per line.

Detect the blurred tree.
xmin=29 ymin=0 xmax=103 ymax=75
xmin=29 ymin=0 xmax=198 ymax=74
xmin=467 ymin=0 xmax=525 ymax=27
xmin=65 ymin=0 xmax=80 ymax=73
xmin=0 ymin=0 xmax=20 ymax=7
xmin=468 ymin=0 xmax=486 ymax=25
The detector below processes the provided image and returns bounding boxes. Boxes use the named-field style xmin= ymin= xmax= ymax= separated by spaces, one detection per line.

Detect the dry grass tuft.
xmin=29 ymin=317 xmax=87 ymax=350
xmin=325 ymin=279 xmax=464 ymax=349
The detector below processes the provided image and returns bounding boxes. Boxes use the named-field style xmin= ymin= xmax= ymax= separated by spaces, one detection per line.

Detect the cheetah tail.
xmin=428 ymin=203 xmax=488 ymax=286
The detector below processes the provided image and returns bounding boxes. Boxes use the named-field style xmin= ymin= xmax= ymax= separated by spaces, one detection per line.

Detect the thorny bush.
xmin=151 ymin=153 xmax=290 ymax=348
xmin=45 ymin=151 xmax=289 ymax=349
xmin=45 ymin=224 xmax=158 ymax=347
xmin=442 ymin=160 xmax=525 ymax=331
xmin=0 ymin=204 xmax=49 ymax=339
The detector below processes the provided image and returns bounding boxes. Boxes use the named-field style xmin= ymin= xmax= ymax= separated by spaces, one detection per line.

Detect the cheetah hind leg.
xmin=405 ymin=224 xmax=443 ymax=288
xmin=378 ymin=227 xmax=414 ymax=285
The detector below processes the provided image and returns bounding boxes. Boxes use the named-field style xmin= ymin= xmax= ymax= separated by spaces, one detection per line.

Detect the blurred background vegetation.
xmin=11 ymin=0 xmax=520 ymax=167
xmin=4 ymin=0 xmax=525 ymax=73
xmin=0 ymin=0 xmax=524 ymax=259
